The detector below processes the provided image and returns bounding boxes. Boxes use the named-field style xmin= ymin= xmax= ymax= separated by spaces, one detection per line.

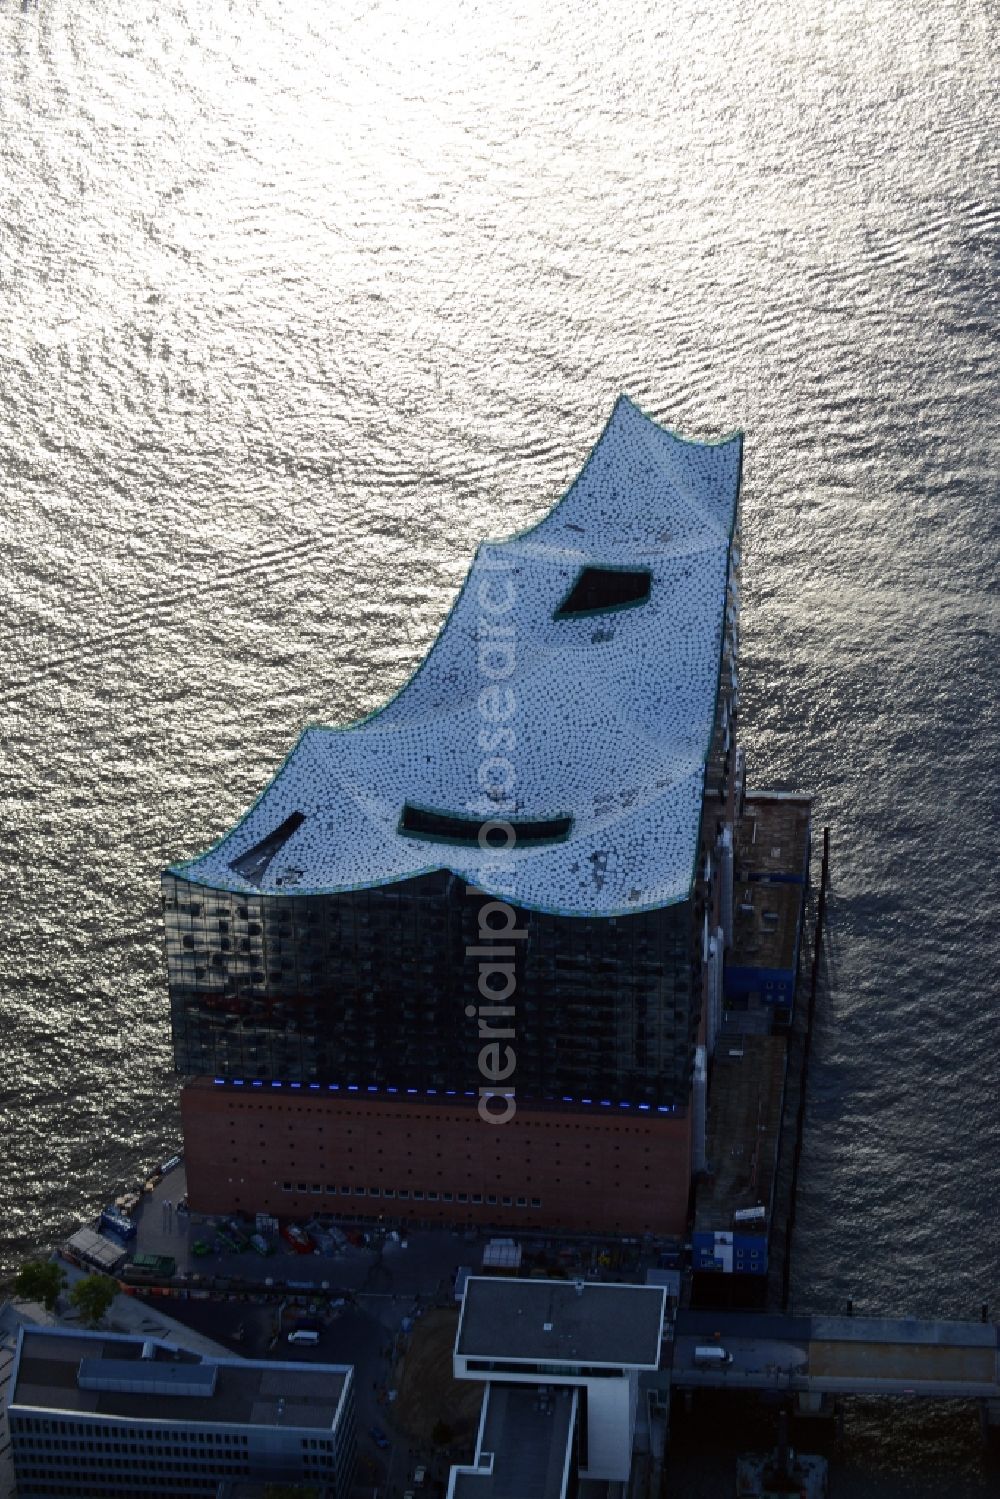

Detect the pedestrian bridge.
xmin=672 ymin=1312 xmax=1000 ymax=1401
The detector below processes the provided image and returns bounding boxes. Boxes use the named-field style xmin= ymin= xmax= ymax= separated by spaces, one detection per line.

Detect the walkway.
xmin=672 ymin=1311 xmax=1000 ymax=1399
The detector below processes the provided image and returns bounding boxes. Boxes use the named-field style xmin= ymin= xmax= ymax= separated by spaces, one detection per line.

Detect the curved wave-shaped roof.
xmin=170 ymin=396 xmax=742 ymax=915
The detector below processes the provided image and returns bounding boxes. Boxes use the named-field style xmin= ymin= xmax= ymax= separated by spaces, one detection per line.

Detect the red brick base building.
xmin=181 ymin=1080 xmax=693 ymax=1238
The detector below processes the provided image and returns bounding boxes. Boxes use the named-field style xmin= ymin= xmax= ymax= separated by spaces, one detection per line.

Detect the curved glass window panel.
xmin=229 ymin=812 xmax=305 ymax=885
xmin=554 ymin=566 xmax=651 ymax=618
xmin=398 ymin=805 xmax=572 ymax=847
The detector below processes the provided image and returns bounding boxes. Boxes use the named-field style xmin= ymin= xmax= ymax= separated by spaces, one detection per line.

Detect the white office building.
xmin=449 ymin=1277 xmax=666 ymax=1497
xmin=8 ymin=1325 xmax=356 ymax=1497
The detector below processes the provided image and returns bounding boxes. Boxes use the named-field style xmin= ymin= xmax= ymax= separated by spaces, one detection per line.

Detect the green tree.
xmin=432 ymin=1417 xmax=453 ymax=1448
xmin=69 ymin=1274 xmax=116 ymax=1327
xmin=14 ymin=1259 xmax=66 ymax=1311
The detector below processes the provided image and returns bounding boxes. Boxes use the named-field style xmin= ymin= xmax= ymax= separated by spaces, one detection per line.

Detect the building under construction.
xmin=164 ymin=396 xmax=751 ymax=1237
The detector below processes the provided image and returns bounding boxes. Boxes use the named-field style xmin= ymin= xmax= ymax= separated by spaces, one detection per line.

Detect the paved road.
xmin=136 ymin=1286 xmax=441 ymax=1497
xmin=672 ymin=1312 xmax=1000 ymax=1400
xmin=133 ymin=1166 xmax=654 ymax=1297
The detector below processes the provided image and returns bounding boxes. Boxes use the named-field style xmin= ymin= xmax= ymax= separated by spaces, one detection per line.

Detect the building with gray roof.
xmin=450 ymin=1383 xmax=579 ymax=1499
xmin=450 ymin=1277 xmax=666 ymax=1494
xmin=456 ymin=1276 xmax=666 ymax=1371
xmin=8 ymin=1325 xmax=356 ymax=1497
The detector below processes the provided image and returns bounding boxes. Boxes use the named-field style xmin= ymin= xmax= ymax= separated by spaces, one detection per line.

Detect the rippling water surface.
xmin=1 ymin=1 xmax=996 ymax=1489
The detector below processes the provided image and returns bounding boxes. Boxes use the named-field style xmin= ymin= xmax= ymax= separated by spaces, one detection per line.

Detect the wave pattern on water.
xmin=0 ymin=2 xmax=997 ymax=1489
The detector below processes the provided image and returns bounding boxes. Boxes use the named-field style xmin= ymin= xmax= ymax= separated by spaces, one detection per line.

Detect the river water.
xmin=1 ymin=0 xmax=996 ymax=1489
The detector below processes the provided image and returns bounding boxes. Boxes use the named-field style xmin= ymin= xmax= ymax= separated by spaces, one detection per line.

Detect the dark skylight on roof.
xmin=399 ymin=805 xmax=573 ymax=847
xmin=229 ymin=812 xmax=306 ymax=884
xmin=554 ymin=566 xmax=651 ymax=617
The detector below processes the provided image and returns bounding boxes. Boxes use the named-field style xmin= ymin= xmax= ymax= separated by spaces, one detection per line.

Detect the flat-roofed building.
xmin=726 ymin=879 xmax=805 ymax=1011
xmin=8 ymin=1326 xmax=356 ymax=1497
xmin=449 ymin=1276 xmax=665 ymax=1490
xmin=693 ymin=791 xmax=813 ymax=1286
xmin=450 ymin=1383 xmax=579 ymax=1499
xmin=691 ymin=1033 xmax=787 ymax=1280
xmin=735 ymin=793 xmax=812 ymax=885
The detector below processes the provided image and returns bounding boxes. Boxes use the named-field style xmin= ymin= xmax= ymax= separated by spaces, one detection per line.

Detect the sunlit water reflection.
xmin=1 ymin=2 xmax=996 ymax=1489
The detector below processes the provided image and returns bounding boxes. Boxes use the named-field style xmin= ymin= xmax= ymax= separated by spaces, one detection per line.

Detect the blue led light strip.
xmin=209 ymin=1077 xmax=675 ymax=1113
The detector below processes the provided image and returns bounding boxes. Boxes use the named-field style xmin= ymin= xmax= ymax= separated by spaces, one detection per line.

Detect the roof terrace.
xmin=736 ymin=794 xmax=812 ymax=883
xmin=731 ymin=880 xmax=803 ymax=972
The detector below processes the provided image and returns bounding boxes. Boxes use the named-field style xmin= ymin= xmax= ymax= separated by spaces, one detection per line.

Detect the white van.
xmin=694 ymin=1344 xmax=733 ymax=1366
xmin=287 ymin=1329 xmax=320 ymax=1346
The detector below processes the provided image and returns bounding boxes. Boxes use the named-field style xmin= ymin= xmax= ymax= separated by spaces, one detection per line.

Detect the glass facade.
xmin=10 ymin=1416 xmax=353 ymax=1498
xmin=165 ymin=871 xmax=702 ymax=1106
xmin=161 ymin=402 xmax=742 ymax=1114
xmin=163 ymin=404 xmax=742 ymax=1112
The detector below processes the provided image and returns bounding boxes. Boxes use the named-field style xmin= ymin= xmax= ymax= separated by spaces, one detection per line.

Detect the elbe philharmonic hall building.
xmin=163 ymin=397 xmax=743 ymax=1237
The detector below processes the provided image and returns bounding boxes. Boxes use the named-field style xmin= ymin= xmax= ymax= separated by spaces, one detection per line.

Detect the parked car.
xmin=281 ymin=1223 xmax=315 ymax=1255
xmin=694 ymin=1344 xmax=733 ymax=1366
xmin=369 ymin=1424 xmax=390 ymax=1450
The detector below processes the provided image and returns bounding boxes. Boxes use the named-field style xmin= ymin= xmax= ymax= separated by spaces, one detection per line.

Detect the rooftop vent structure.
xmin=76 ymin=1358 xmax=216 ymax=1399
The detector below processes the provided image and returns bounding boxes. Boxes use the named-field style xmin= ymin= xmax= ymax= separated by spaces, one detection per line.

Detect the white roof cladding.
xmin=171 ymin=396 xmax=741 ymax=916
